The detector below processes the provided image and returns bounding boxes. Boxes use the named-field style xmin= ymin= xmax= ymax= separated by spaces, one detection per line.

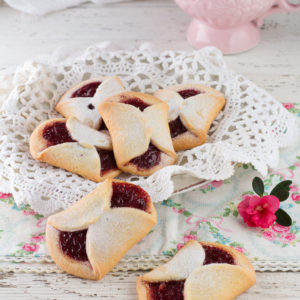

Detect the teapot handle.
xmin=255 ymin=0 xmax=300 ymax=27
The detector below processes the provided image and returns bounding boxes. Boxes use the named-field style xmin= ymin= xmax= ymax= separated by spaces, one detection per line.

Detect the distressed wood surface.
xmin=0 ymin=0 xmax=300 ymax=299
xmin=0 ymin=271 xmax=300 ymax=299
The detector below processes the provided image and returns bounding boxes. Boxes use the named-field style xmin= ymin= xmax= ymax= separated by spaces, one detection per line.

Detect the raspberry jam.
xmin=97 ymin=149 xmax=117 ymax=175
xmin=99 ymin=121 xmax=108 ymax=131
xmin=178 ymin=89 xmax=202 ymax=99
xmin=130 ymin=143 xmax=161 ymax=170
xmin=148 ymin=281 xmax=185 ymax=300
xmin=147 ymin=244 xmax=235 ymax=299
xmin=203 ymin=245 xmax=234 ymax=265
xmin=122 ymin=97 xmax=150 ymax=111
xmin=71 ymin=81 xmax=102 ymax=98
xmin=110 ymin=182 xmax=149 ymax=212
xmin=59 ymin=229 xmax=88 ymax=261
xmin=169 ymin=116 xmax=187 ymax=139
xmin=42 ymin=121 xmax=76 ymax=147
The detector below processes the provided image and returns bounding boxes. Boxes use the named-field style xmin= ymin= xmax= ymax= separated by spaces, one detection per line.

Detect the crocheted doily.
xmin=0 ymin=44 xmax=297 ymax=215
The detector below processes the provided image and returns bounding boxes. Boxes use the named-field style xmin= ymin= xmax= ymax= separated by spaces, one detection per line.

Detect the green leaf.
xmin=270 ymin=180 xmax=292 ymax=197
xmin=275 ymin=208 xmax=292 ymax=227
xmin=252 ymin=177 xmax=264 ymax=197
xmin=233 ymin=210 xmax=239 ymax=217
xmin=183 ymin=211 xmax=192 ymax=217
xmin=274 ymin=189 xmax=290 ymax=202
xmin=223 ymin=208 xmax=231 ymax=217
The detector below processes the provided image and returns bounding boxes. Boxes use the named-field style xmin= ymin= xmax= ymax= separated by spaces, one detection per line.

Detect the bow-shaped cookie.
xmin=56 ymin=76 xmax=124 ymax=129
xmin=30 ymin=117 xmax=121 ymax=181
xmin=154 ymin=84 xmax=226 ymax=151
xmin=137 ymin=240 xmax=256 ymax=300
xmin=98 ymin=92 xmax=177 ymax=176
xmin=46 ymin=179 xmax=157 ymax=280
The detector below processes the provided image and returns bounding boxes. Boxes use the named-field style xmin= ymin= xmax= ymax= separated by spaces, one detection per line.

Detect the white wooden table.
xmin=0 ymin=0 xmax=300 ymax=299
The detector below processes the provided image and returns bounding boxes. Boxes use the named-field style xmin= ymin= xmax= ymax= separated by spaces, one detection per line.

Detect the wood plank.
xmin=0 ymin=271 xmax=299 ymax=299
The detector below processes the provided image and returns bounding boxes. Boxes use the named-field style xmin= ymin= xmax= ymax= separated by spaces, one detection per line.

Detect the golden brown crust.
xmin=154 ymin=84 xmax=226 ymax=151
xmin=172 ymin=130 xmax=206 ymax=152
xmin=46 ymin=224 xmax=99 ymax=280
xmin=30 ymin=118 xmax=121 ymax=182
xmin=46 ymin=179 xmax=157 ymax=280
xmin=104 ymin=91 xmax=162 ymax=106
xmin=136 ymin=240 xmax=256 ymax=300
xmin=98 ymin=93 xmax=177 ymax=176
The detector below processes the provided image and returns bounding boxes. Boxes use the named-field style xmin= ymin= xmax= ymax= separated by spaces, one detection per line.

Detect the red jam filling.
xmin=177 ymin=89 xmax=202 ymax=99
xmin=122 ymin=97 xmax=150 ymax=111
xmin=99 ymin=121 xmax=108 ymax=131
xmin=203 ymin=245 xmax=234 ymax=265
xmin=42 ymin=121 xmax=76 ymax=147
xmin=71 ymin=81 xmax=102 ymax=98
xmin=168 ymin=89 xmax=203 ymax=139
xmin=97 ymin=149 xmax=117 ymax=175
xmin=148 ymin=280 xmax=185 ymax=300
xmin=110 ymin=182 xmax=149 ymax=211
xmin=59 ymin=229 xmax=88 ymax=262
xmin=147 ymin=244 xmax=235 ymax=300
xmin=169 ymin=116 xmax=187 ymax=139
xmin=129 ymin=143 xmax=161 ymax=170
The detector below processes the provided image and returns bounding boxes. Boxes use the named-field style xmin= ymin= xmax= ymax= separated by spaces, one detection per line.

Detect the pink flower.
xmin=263 ymin=230 xmax=276 ymax=241
xmin=22 ymin=244 xmax=39 ymax=252
xmin=234 ymin=246 xmax=245 ymax=253
xmin=271 ymin=223 xmax=290 ymax=234
xmin=0 ymin=192 xmax=12 ymax=199
xmin=282 ymin=233 xmax=296 ymax=242
xmin=211 ymin=180 xmax=223 ymax=188
xmin=292 ymin=193 xmax=300 ymax=202
xmin=238 ymin=195 xmax=280 ymax=228
xmin=30 ymin=235 xmax=45 ymax=243
xmin=172 ymin=207 xmax=184 ymax=214
xmin=289 ymin=185 xmax=299 ymax=192
xmin=176 ymin=243 xmax=184 ymax=250
xmin=283 ymin=103 xmax=294 ymax=110
xmin=183 ymin=235 xmax=197 ymax=243
xmin=23 ymin=210 xmax=35 ymax=216
xmin=279 ymin=233 xmax=295 ymax=243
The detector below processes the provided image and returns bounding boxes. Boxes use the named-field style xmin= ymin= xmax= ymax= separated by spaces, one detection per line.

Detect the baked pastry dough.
xmin=56 ymin=76 xmax=124 ymax=129
xmin=30 ymin=117 xmax=121 ymax=182
xmin=98 ymin=92 xmax=177 ymax=176
xmin=154 ymin=84 xmax=226 ymax=151
xmin=137 ymin=240 xmax=256 ymax=300
xmin=46 ymin=179 xmax=157 ymax=280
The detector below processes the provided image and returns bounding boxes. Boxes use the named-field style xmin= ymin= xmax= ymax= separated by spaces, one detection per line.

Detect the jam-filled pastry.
xmin=30 ymin=117 xmax=121 ymax=182
xmin=98 ymin=92 xmax=177 ymax=176
xmin=154 ymin=84 xmax=226 ymax=151
xmin=46 ymin=179 xmax=157 ymax=280
xmin=137 ymin=240 xmax=256 ymax=300
xmin=56 ymin=76 xmax=124 ymax=129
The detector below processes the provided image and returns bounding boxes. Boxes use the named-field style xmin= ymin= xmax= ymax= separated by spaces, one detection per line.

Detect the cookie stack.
xmin=30 ymin=76 xmax=225 ymax=180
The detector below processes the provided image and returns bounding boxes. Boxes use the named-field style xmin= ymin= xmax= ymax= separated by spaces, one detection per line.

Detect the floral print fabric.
xmin=0 ymin=103 xmax=299 ymax=266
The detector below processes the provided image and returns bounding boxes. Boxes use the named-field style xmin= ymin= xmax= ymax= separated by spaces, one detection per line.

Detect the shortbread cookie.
xmin=30 ymin=117 xmax=121 ymax=181
xmin=154 ymin=84 xmax=226 ymax=151
xmin=46 ymin=179 xmax=157 ymax=280
xmin=98 ymin=92 xmax=177 ymax=176
xmin=56 ymin=76 xmax=124 ymax=129
xmin=137 ymin=240 xmax=256 ymax=300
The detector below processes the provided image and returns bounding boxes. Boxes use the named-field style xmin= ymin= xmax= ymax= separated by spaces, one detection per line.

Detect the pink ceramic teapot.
xmin=174 ymin=0 xmax=300 ymax=54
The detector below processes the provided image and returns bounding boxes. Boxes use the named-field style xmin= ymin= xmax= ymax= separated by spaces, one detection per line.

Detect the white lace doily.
xmin=0 ymin=43 xmax=297 ymax=215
